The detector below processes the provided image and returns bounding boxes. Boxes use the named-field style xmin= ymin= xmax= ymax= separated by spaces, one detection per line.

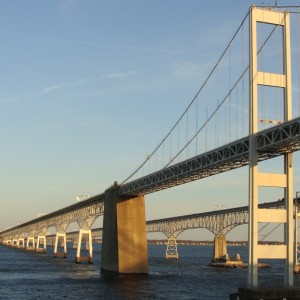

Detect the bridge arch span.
xmin=90 ymin=214 xmax=104 ymax=230
xmin=65 ymin=220 xmax=80 ymax=234
xmin=175 ymin=227 xmax=215 ymax=240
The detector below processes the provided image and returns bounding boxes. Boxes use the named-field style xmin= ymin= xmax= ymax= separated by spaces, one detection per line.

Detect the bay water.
xmin=0 ymin=244 xmax=299 ymax=299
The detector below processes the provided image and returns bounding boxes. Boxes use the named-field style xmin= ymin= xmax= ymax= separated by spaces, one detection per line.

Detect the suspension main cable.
xmin=164 ymin=65 xmax=249 ymax=168
xmin=164 ymin=20 xmax=282 ymax=168
xmin=121 ymin=6 xmax=287 ymax=185
xmin=120 ymin=10 xmax=250 ymax=185
xmin=165 ymin=12 xmax=283 ymax=168
xmin=121 ymin=11 xmax=249 ymax=185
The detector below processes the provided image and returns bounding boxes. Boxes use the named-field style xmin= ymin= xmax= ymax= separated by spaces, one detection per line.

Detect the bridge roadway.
xmin=1 ymin=116 xmax=299 ymax=234
xmin=1 ymin=198 xmax=293 ymax=262
xmin=0 ymin=117 xmax=300 ymax=267
xmin=121 ymin=117 xmax=300 ymax=195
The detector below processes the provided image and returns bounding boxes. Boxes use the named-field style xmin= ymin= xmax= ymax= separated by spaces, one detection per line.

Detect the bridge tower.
xmin=248 ymin=6 xmax=293 ymax=287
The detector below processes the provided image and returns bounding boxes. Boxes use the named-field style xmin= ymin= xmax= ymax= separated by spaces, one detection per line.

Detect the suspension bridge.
xmin=1 ymin=5 xmax=300 ymax=294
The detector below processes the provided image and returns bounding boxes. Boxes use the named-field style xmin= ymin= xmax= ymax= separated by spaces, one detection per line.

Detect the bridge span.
xmin=1 ymin=198 xmax=296 ymax=264
xmin=1 ymin=115 xmax=299 ymax=266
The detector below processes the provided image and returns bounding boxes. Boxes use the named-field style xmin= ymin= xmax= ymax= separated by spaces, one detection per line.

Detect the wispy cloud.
xmin=39 ymin=37 xmax=182 ymax=54
xmin=0 ymin=92 xmax=40 ymax=104
xmin=103 ymin=70 xmax=139 ymax=79
xmin=41 ymin=70 xmax=139 ymax=94
xmin=172 ymin=61 xmax=209 ymax=78
xmin=1 ymin=70 xmax=140 ymax=104
xmin=36 ymin=117 xmax=109 ymax=131
xmin=42 ymin=83 xmax=74 ymax=94
xmin=0 ymin=95 xmax=23 ymax=104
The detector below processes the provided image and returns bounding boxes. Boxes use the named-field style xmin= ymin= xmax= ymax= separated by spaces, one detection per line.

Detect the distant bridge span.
xmin=1 ymin=198 xmax=296 ymax=262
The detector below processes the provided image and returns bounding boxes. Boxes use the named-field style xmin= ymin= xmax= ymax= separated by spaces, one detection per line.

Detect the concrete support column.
xmin=53 ymin=232 xmax=67 ymax=258
xmin=212 ymin=234 xmax=227 ymax=261
xmin=12 ymin=239 xmax=18 ymax=247
xmin=101 ymin=185 xmax=148 ymax=274
xmin=36 ymin=235 xmax=46 ymax=253
xmin=18 ymin=238 xmax=25 ymax=249
xmin=165 ymin=237 xmax=179 ymax=259
xmin=26 ymin=237 xmax=36 ymax=251
xmin=75 ymin=229 xmax=93 ymax=264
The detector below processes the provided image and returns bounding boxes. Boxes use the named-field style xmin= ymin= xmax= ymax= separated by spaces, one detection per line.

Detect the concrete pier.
xmin=213 ymin=234 xmax=227 ymax=261
xmin=75 ymin=229 xmax=93 ymax=264
xmin=18 ymin=238 xmax=25 ymax=249
xmin=26 ymin=237 xmax=36 ymax=251
xmin=101 ymin=184 xmax=148 ymax=274
xmin=165 ymin=237 xmax=179 ymax=259
xmin=53 ymin=232 xmax=67 ymax=258
xmin=36 ymin=235 xmax=46 ymax=253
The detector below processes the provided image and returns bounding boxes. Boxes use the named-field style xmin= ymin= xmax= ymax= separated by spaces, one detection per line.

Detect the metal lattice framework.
xmin=0 ymin=118 xmax=300 ymax=241
xmin=0 ymin=195 xmax=104 ymax=240
xmin=120 ymin=117 xmax=300 ymax=196
xmin=1 ymin=199 xmax=289 ymax=243
xmin=146 ymin=199 xmax=286 ymax=238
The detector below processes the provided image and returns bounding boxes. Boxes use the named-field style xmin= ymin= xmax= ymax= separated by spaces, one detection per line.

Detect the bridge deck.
xmin=121 ymin=117 xmax=300 ymax=196
xmin=0 ymin=118 xmax=299 ymax=236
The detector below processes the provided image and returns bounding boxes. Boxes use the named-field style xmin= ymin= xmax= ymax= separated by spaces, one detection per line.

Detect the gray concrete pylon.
xmin=26 ymin=236 xmax=35 ymax=251
xmin=53 ymin=232 xmax=67 ymax=258
xmin=75 ymin=229 xmax=93 ymax=264
xmin=36 ymin=235 xmax=46 ymax=253
xmin=18 ymin=238 xmax=25 ymax=248
xmin=101 ymin=184 xmax=148 ymax=273
xmin=212 ymin=234 xmax=227 ymax=261
xmin=165 ymin=237 xmax=179 ymax=259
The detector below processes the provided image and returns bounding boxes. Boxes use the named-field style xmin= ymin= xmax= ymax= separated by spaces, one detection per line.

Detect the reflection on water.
xmin=0 ymin=244 xmax=299 ymax=299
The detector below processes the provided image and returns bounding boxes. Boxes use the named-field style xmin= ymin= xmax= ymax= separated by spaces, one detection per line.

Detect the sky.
xmin=0 ymin=0 xmax=300 ymax=241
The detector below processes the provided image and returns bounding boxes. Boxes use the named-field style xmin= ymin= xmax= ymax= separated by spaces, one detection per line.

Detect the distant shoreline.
xmin=147 ymin=239 xmax=285 ymax=246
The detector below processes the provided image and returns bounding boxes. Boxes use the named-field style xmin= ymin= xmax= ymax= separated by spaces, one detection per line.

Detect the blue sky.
xmin=1 ymin=1 xmax=300 ymax=241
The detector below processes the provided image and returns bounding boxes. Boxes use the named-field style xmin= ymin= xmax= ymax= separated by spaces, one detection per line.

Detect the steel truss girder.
xmin=1 ymin=197 xmax=104 ymax=238
xmin=146 ymin=200 xmax=285 ymax=238
xmin=1 ymin=119 xmax=299 ymax=240
xmin=2 ymin=199 xmax=292 ymax=243
xmin=121 ymin=118 xmax=300 ymax=196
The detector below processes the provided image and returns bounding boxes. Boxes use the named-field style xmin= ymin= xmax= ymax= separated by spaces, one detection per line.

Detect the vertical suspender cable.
xmin=242 ymin=22 xmax=245 ymax=136
xmin=196 ymin=96 xmax=199 ymax=156
xmin=216 ymin=63 xmax=220 ymax=147
xmin=228 ymin=42 xmax=232 ymax=142
xmin=205 ymin=85 xmax=208 ymax=151
xmin=177 ymin=122 xmax=180 ymax=163
xmin=169 ymin=131 xmax=172 ymax=164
